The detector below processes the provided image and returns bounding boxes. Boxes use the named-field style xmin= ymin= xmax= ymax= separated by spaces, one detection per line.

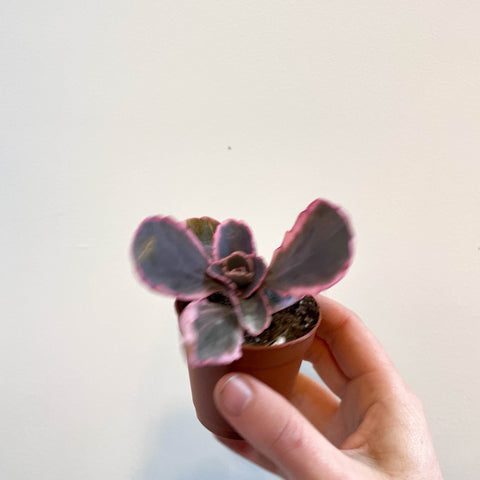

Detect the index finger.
xmin=314 ymin=295 xmax=395 ymax=380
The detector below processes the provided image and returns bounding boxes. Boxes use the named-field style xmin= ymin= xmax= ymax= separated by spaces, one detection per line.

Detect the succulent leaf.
xmin=241 ymin=256 xmax=268 ymax=298
xmin=186 ymin=217 xmax=219 ymax=257
xmin=263 ymin=289 xmax=299 ymax=313
xmin=205 ymin=261 xmax=230 ymax=286
xmin=179 ymin=300 xmax=243 ymax=366
xmin=236 ymin=292 xmax=271 ymax=335
xmin=213 ymin=219 xmax=255 ymax=260
xmin=265 ymin=199 xmax=353 ymax=297
xmin=132 ymin=216 xmax=219 ymax=299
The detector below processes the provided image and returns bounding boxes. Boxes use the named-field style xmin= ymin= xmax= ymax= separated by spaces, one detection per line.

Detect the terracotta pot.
xmin=183 ymin=310 xmax=320 ymax=439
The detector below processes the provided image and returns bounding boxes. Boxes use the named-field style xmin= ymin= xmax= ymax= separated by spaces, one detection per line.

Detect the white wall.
xmin=1 ymin=2 xmax=479 ymax=479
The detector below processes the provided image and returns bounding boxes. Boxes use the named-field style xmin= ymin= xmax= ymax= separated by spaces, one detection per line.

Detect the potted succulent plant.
xmin=131 ymin=199 xmax=353 ymax=438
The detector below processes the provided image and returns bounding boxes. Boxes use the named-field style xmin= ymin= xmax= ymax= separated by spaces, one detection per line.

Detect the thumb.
xmin=214 ymin=373 xmax=348 ymax=480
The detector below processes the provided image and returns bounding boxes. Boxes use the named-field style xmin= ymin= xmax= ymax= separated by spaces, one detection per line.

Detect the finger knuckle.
xmin=269 ymin=416 xmax=305 ymax=455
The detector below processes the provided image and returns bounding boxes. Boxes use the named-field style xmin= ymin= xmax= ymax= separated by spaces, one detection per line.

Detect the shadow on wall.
xmin=138 ymin=409 xmax=278 ymax=480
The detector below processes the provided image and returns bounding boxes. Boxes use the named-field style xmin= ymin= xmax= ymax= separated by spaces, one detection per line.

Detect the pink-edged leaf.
xmin=179 ymin=300 xmax=244 ymax=367
xmin=132 ymin=216 xmax=219 ymax=300
xmin=265 ymin=199 xmax=354 ymax=297
xmin=205 ymin=261 xmax=232 ymax=287
xmin=241 ymin=256 xmax=268 ymax=298
xmin=213 ymin=219 xmax=255 ymax=261
xmin=236 ymin=291 xmax=271 ymax=335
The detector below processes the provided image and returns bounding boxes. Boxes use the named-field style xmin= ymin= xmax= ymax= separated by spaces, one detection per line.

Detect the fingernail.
xmin=218 ymin=375 xmax=253 ymax=416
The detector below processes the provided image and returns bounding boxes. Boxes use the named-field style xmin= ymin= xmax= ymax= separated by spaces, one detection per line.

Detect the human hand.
xmin=213 ymin=296 xmax=443 ymax=480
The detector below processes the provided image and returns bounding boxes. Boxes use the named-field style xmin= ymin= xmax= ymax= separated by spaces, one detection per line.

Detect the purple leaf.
xmin=241 ymin=256 xmax=268 ymax=298
xmin=179 ymin=300 xmax=244 ymax=366
xmin=205 ymin=261 xmax=230 ymax=286
xmin=263 ymin=289 xmax=299 ymax=313
xmin=213 ymin=219 xmax=255 ymax=260
xmin=132 ymin=216 xmax=219 ymax=300
xmin=265 ymin=199 xmax=353 ymax=297
xmin=236 ymin=292 xmax=271 ymax=335
xmin=205 ymin=261 xmax=231 ymax=288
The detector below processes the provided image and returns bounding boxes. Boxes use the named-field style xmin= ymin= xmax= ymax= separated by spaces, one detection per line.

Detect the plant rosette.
xmin=131 ymin=199 xmax=354 ymax=438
